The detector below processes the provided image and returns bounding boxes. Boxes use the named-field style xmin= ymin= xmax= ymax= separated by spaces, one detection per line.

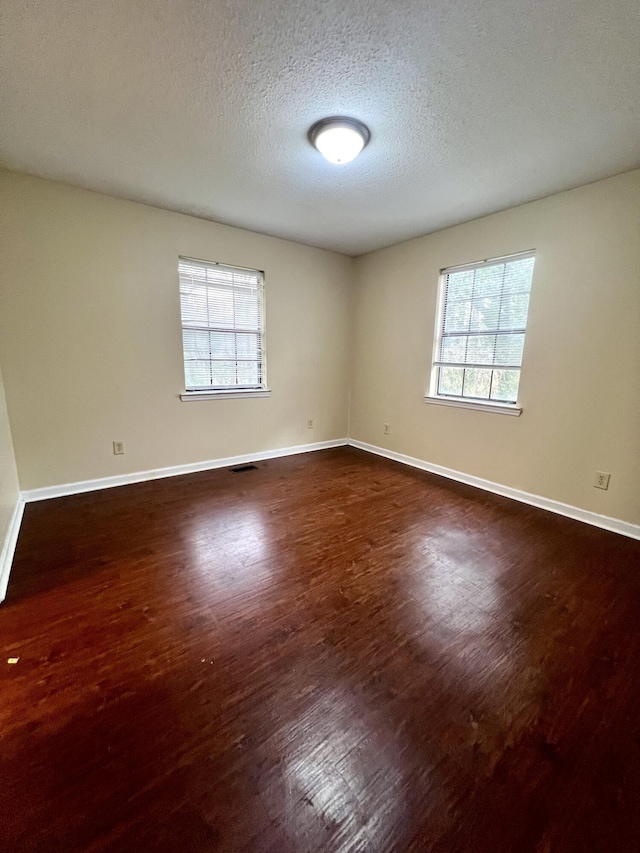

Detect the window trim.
xmin=424 ymin=394 xmax=522 ymax=416
xmin=178 ymin=255 xmax=267 ymax=394
xmin=428 ymin=250 xmax=535 ymax=413
xmin=180 ymin=389 xmax=271 ymax=402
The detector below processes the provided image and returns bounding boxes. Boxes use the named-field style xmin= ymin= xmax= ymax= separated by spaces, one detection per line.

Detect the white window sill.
xmin=181 ymin=389 xmax=271 ymax=402
xmin=424 ymin=395 xmax=522 ymax=416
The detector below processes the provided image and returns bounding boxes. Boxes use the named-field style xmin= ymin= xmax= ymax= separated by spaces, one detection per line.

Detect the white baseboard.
xmin=8 ymin=435 xmax=638 ymax=605
xmin=0 ymin=495 xmax=25 ymax=602
xmin=22 ymin=438 xmax=349 ymax=503
xmin=348 ymin=439 xmax=640 ymax=541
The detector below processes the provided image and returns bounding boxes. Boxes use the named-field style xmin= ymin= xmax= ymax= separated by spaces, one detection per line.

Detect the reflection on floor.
xmin=2 ymin=447 xmax=640 ymax=852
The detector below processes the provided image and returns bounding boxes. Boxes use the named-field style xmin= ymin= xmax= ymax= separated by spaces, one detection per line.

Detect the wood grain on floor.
xmin=1 ymin=447 xmax=640 ymax=852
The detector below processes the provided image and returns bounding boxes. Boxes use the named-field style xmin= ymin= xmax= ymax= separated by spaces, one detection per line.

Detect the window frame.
xmin=425 ymin=250 xmax=536 ymax=416
xmin=178 ymin=256 xmax=269 ymax=401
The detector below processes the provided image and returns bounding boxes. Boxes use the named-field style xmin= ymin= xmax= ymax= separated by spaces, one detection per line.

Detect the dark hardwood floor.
xmin=2 ymin=447 xmax=640 ymax=852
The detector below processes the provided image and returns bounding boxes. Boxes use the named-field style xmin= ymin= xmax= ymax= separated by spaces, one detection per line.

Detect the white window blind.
xmin=179 ymin=257 xmax=265 ymax=392
xmin=431 ymin=252 xmax=535 ymax=405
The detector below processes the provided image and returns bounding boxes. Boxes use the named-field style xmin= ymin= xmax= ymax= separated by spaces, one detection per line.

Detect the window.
xmin=178 ymin=257 xmax=266 ymax=395
xmin=428 ymin=251 xmax=535 ymax=412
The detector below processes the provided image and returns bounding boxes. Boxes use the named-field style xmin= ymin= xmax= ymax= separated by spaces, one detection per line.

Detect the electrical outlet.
xmin=594 ymin=471 xmax=610 ymax=490
xmin=307 ymin=418 xmax=314 ymax=430
xmin=383 ymin=423 xmax=390 ymax=435
xmin=113 ymin=440 xmax=125 ymax=455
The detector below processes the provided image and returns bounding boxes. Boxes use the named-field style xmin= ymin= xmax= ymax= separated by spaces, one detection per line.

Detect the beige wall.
xmin=351 ymin=170 xmax=640 ymax=526
xmin=2 ymin=168 xmax=639 ymax=528
xmin=0 ymin=365 xmax=20 ymax=551
xmin=0 ymin=171 xmax=353 ymax=490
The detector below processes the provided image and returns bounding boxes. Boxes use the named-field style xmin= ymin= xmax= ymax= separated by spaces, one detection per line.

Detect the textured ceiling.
xmin=1 ymin=0 xmax=639 ymax=255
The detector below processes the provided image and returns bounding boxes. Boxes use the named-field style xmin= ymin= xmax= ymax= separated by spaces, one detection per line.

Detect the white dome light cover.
xmin=309 ymin=117 xmax=370 ymax=165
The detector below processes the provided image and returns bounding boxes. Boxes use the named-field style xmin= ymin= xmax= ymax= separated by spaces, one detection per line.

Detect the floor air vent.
xmin=230 ymin=464 xmax=258 ymax=473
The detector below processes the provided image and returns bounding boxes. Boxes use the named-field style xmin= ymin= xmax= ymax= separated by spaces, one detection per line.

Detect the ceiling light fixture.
xmin=308 ymin=116 xmax=370 ymax=165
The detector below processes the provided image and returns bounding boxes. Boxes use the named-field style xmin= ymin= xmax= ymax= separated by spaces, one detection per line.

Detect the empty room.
xmin=1 ymin=1 xmax=639 ymax=851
